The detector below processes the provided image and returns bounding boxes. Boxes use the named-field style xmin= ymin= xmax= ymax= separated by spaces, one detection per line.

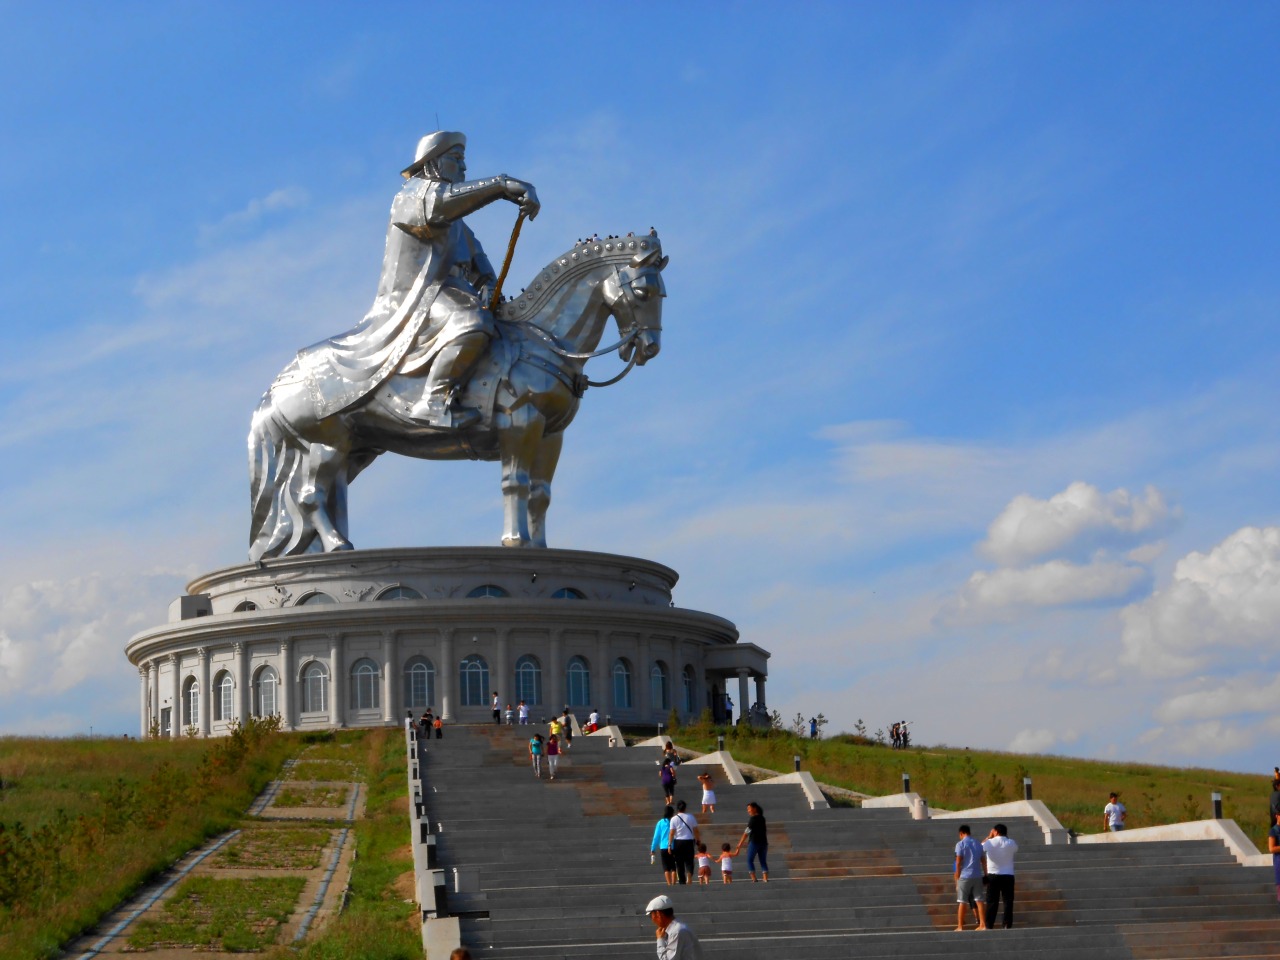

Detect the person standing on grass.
xmin=529 ymin=733 xmax=544 ymax=778
xmin=953 ymin=824 xmax=988 ymax=931
xmin=734 ymin=801 xmax=769 ymax=882
xmin=668 ymin=800 xmax=701 ymax=885
xmin=697 ymin=771 xmax=716 ymax=814
xmin=646 ymin=894 xmax=702 ymax=960
xmin=1104 ymin=792 xmax=1127 ymax=832
xmin=982 ymin=823 xmax=1018 ymax=928
xmin=546 ymin=733 xmax=561 ymax=780
xmin=651 ymin=805 xmax=677 ymax=885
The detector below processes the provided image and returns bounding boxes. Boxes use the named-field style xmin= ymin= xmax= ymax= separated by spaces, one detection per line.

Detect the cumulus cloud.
xmin=1154 ymin=675 xmax=1280 ymax=724
xmin=980 ymin=482 xmax=1179 ymax=566
xmin=1009 ymin=727 xmax=1078 ymax=754
xmin=1120 ymin=526 xmax=1280 ymax=678
xmin=959 ymin=556 xmax=1148 ymax=610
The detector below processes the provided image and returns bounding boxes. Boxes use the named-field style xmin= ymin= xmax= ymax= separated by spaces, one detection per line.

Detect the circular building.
xmin=125 ymin=547 xmax=769 ymax=738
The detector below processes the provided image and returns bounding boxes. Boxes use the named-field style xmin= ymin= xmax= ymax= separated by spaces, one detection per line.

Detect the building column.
xmin=328 ymin=634 xmax=344 ymax=727
xmin=496 ymin=629 xmax=510 ymax=710
xmin=548 ymin=630 xmax=563 ymax=713
xmin=169 ymin=654 xmax=181 ymax=739
xmin=197 ymin=647 xmax=211 ymax=737
xmin=138 ymin=664 xmax=150 ymax=738
xmin=736 ymin=669 xmax=750 ymax=727
xmin=381 ymin=631 xmax=396 ymax=724
xmin=638 ymin=636 xmax=652 ymax=720
xmin=234 ymin=642 xmax=249 ymax=725
xmin=278 ymin=639 xmax=293 ymax=730
xmin=150 ymin=661 xmax=161 ymax=736
xmin=754 ymin=676 xmax=767 ymax=711
xmin=440 ymin=630 xmax=455 ymax=721
xmin=595 ymin=634 xmax=610 ymax=717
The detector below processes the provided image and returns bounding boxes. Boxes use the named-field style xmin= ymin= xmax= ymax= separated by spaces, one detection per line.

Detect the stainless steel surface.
xmin=248 ymin=135 xmax=665 ymax=559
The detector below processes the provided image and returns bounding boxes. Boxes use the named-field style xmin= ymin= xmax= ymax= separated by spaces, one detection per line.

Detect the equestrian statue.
xmin=248 ymin=131 xmax=667 ymax=560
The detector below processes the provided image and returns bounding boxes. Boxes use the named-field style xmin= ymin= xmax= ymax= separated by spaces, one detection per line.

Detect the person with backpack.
xmin=659 ymin=758 xmax=677 ymax=805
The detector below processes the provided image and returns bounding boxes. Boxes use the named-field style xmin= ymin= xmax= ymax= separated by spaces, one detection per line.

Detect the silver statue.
xmin=248 ymin=132 xmax=666 ymax=560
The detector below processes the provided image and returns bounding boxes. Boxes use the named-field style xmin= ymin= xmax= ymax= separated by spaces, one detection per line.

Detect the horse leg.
xmin=301 ymin=442 xmax=353 ymax=552
xmin=497 ymin=406 xmax=545 ymax=547
xmin=528 ymin=430 xmax=563 ymax=549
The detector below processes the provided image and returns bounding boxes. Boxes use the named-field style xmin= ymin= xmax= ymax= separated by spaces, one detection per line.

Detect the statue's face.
xmin=436 ymin=146 xmax=466 ymax=183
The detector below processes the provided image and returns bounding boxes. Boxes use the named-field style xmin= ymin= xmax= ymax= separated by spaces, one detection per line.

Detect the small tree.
xmin=854 ymin=717 xmax=867 ymax=737
xmin=874 ymin=728 xmax=886 ymax=746
xmin=815 ymin=713 xmax=828 ymax=738
xmin=667 ymin=707 xmax=681 ymax=733
xmin=768 ymin=709 xmax=784 ymax=730
xmin=791 ymin=713 xmax=807 ymax=737
xmin=986 ymin=773 xmax=1009 ymax=805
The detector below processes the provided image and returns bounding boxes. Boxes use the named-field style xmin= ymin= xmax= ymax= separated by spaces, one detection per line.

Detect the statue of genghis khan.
xmin=296 ymin=131 xmax=539 ymax=428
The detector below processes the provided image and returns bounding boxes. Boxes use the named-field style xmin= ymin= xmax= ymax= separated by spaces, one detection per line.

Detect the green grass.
xmin=211 ymin=825 xmax=335 ymax=870
xmin=669 ymin=723 xmax=1277 ymax=849
xmin=266 ymin=727 xmax=421 ymax=960
xmin=0 ymin=718 xmax=293 ymax=960
xmin=128 ymin=875 xmax=306 ymax=951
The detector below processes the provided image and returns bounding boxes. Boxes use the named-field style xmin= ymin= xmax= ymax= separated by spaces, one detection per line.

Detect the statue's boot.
xmin=409 ymin=333 xmax=487 ymax=429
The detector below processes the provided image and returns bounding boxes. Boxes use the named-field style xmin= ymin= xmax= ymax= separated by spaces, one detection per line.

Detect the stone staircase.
xmin=418 ymin=725 xmax=1280 ymax=958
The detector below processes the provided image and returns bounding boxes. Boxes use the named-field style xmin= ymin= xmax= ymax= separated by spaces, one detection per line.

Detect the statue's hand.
xmin=503 ymin=178 xmax=541 ymax=220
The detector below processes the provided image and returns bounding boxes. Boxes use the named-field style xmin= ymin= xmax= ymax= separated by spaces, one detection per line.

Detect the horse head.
xmin=608 ymin=244 xmax=667 ymax=365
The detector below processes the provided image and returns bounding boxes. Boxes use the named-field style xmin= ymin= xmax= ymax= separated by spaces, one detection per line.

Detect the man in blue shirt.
xmin=953 ymin=824 xmax=988 ymax=931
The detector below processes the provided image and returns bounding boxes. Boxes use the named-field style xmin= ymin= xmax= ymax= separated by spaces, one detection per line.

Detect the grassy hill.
xmin=669 ymin=721 xmax=1276 ymax=849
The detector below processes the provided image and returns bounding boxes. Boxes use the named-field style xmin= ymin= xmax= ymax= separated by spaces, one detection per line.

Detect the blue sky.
xmin=2 ymin=3 xmax=1277 ymax=773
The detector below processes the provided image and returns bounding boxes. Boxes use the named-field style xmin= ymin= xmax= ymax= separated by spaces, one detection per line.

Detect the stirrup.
xmin=408 ymin=396 xmax=480 ymax=429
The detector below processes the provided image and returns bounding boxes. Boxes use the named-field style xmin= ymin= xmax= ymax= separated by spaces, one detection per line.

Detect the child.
xmin=546 ymin=734 xmax=560 ymax=780
xmin=433 ymin=716 xmax=443 ymax=740
xmin=529 ymin=733 xmax=544 ymax=778
xmin=717 ymin=843 xmax=734 ymax=883
xmin=698 ymin=771 xmax=717 ymax=813
xmin=696 ymin=843 xmax=712 ymax=885
xmin=504 ymin=704 xmax=514 ymax=725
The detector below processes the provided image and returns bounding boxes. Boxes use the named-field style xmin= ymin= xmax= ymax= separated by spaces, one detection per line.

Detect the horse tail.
xmin=248 ymin=373 xmax=316 ymax=561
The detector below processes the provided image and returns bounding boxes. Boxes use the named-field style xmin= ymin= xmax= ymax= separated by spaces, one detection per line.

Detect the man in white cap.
xmin=645 ymin=895 xmax=701 ymax=960
xmin=297 ymin=131 xmax=539 ymax=429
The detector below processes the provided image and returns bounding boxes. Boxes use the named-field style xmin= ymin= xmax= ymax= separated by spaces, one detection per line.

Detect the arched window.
xmin=515 ymin=655 xmax=542 ymax=705
xmin=376 ymin=585 xmax=423 ymax=601
xmin=350 ymin=658 xmax=381 ymax=711
xmin=234 ymin=600 xmax=257 ymax=612
xmin=182 ymin=675 xmax=199 ymax=728
xmin=551 ymin=587 xmax=586 ymax=599
xmin=459 ymin=654 xmax=490 ymax=706
xmin=297 ymin=592 xmax=336 ymax=606
xmin=466 ymin=584 xmax=509 ymax=599
xmin=612 ymin=659 xmax=632 ymax=710
xmin=566 ymin=656 xmax=591 ymax=707
xmin=301 ymin=662 xmax=328 ymax=713
xmin=254 ymin=665 xmax=278 ymax=718
xmin=403 ymin=658 xmax=436 ymax=710
xmin=213 ymin=671 xmax=234 ymax=721
xmin=682 ymin=665 xmax=697 ymax=715
xmin=651 ymin=662 xmax=670 ymax=711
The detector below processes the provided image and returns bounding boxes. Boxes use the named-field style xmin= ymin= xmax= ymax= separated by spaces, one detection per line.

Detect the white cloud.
xmin=1154 ymin=675 xmax=1280 ymax=724
xmin=198 ymin=186 xmax=310 ymax=241
xmin=1009 ymin=727 xmax=1078 ymax=754
xmin=1120 ymin=526 xmax=1280 ymax=678
xmin=957 ymin=557 xmax=1148 ymax=612
xmin=980 ymin=482 xmax=1178 ymax=566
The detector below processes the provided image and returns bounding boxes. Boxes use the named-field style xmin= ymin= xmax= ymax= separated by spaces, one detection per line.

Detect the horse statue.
xmin=247 ymin=234 xmax=666 ymax=560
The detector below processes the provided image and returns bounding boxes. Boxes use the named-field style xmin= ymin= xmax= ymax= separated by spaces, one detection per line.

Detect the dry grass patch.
xmin=211 ymin=825 xmax=334 ymax=871
xmin=273 ymin=784 xmax=348 ymax=808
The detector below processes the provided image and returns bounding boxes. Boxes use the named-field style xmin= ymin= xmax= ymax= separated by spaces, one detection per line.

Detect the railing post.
xmin=1211 ymin=791 xmax=1223 ymax=819
xmin=1023 ymin=777 xmax=1033 ymax=801
xmin=717 ymin=735 xmax=725 ymax=752
xmin=902 ymin=772 xmax=910 ymax=794
xmin=793 ymin=754 xmax=801 ymax=772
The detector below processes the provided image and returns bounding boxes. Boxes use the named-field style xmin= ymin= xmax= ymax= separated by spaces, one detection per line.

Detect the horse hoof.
xmin=329 ymin=540 xmax=354 ymax=552
xmin=501 ymin=537 xmax=529 ymax=548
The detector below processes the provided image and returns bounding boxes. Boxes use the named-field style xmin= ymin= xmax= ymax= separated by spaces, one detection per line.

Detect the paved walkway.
xmin=63 ymin=744 xmax=363 ymax=958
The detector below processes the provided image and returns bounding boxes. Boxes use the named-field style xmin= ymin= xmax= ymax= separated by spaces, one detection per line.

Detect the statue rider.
xmin=297 ymin=131 xmax=539 ymax=428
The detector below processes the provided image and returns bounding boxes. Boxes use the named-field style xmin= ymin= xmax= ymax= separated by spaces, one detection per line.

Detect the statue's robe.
xmin=296 ymin=177 xmax=495 ymax=418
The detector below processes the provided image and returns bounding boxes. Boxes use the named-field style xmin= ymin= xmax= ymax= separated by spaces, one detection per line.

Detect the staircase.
xmin=418 ymin=725 xmax=1280 ymax=959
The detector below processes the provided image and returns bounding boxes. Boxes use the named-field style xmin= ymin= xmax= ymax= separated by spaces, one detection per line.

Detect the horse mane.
xmin=494 ymin=232 xmax=662 ymax=322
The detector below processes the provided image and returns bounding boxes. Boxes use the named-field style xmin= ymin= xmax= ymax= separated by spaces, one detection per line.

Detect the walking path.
xmin=63 ymin=743 xmax=364 ymax=958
